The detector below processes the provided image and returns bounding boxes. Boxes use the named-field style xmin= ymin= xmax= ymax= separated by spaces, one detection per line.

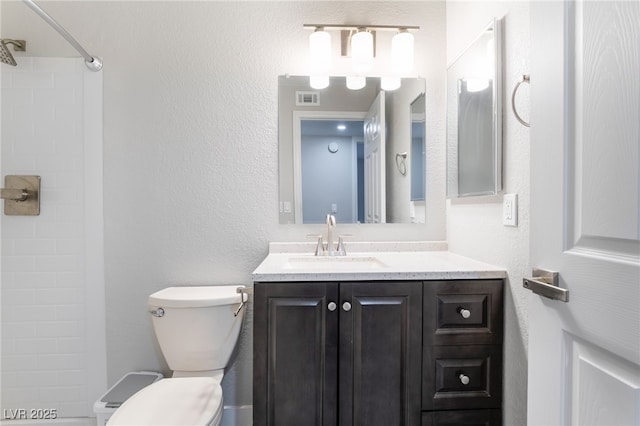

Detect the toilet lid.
xmin=107 ymin=377 xmax=222 ymax=426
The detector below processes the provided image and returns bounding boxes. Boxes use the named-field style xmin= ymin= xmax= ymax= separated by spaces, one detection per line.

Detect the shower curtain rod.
xmin=22 ymin=0 xmax=102 ymax=71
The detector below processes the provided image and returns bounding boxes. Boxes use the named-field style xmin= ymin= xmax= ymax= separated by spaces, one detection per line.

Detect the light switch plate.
xmin=503 ymin=193 xmax=518 ymax=227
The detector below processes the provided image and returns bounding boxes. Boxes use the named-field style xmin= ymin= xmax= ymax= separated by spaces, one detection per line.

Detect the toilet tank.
xmin=148 ymin=286 xmax=247 ymax=373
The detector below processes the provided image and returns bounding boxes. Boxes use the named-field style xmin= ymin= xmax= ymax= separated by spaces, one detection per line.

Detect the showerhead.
xmin=0 ymin=39 xmax=27 ymax=66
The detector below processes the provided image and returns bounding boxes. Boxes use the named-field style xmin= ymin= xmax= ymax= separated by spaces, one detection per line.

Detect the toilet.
xmin=107 ymin=285 xmax=248 ymax=426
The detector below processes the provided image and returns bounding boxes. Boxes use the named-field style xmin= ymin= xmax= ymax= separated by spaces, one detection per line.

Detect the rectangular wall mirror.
xmin=446 ymin=18 xmax=503 ymax=198
xmin=279 ymin=75 xmax=426 ymax=224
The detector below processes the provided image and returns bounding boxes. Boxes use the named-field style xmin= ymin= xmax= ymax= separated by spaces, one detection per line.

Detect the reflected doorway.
xmin=300 ymin=119 xmax=365 ymax=223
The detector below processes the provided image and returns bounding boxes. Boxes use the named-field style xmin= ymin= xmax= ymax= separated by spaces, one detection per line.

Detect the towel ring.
xmin=512 ymin=74 xmax=530 ymax=127
xmin=395 ymin=152 xmax=408 ymax=176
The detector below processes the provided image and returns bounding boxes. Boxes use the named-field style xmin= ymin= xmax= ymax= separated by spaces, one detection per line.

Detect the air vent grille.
xmin=296 ymin=91 xmax=320 ymax=106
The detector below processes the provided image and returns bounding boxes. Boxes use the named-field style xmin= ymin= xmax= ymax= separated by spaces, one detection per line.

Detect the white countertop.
xmin=252 ymin=242 xmax=506 ymax=282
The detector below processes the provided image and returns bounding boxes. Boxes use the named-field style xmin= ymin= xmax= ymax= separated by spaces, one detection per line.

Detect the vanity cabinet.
xmin=253 ymin=278 xmax=503 ymax=426
xmin=253 ymin=280 xmax=423 ymax=426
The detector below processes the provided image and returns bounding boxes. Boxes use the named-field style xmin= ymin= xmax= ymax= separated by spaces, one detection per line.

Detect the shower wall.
xmin=1 ymin=57 xmax=105 ymax=419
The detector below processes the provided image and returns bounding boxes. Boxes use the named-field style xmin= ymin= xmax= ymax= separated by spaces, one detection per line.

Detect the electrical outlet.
xmin=331 ymin=203 xmax=338 ymax=214
xmin=503 ymin=193 xmax=518 ymax=227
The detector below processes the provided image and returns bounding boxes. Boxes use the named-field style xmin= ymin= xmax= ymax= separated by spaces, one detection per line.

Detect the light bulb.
xmin=391 ymin=30 xmax=414 ymax=75
xmin=309 ymin=29 xmax=331 ymax=74
xmin=381 ymin=76 xmax=401 ymax=91
xmin=351 ymin=30 xmax=374 ymax=74
xmin=309 ymin=75 xmax=329 ymax=90
xmin=346 ymin=76 xmax=366 ymax=90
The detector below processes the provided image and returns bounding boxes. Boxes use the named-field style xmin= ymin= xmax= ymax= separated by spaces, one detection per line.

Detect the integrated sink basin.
xmin=282 ymin=255 xmax=388 ymax=271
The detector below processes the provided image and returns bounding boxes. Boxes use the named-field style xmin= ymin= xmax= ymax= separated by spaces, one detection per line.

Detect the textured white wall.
xmin=446 ymin=2 xmax=531 ymax=424
xmin=1 ymin=0 xmax=447 ymax=412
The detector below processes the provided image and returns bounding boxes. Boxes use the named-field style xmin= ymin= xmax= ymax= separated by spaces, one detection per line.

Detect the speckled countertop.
xmin=252 ymin=242 xmax=506 ymax=282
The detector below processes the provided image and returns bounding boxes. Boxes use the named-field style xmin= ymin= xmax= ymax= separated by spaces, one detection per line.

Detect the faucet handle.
xmin=306 ymin=234 xmax=325 ymax=256
xmin=337 ymin=234 xmax=352 ymax=256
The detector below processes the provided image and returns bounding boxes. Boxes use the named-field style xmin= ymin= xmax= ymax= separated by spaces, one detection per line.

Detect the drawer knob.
xmin=459 ymin=374 xmax=470 ymax=385
xmin=328 ymin=302 xmax=337 ymax=312
xmin=342 ymin=301 xmax=352 ymax=312
xmin=458 ymin=307 xmax=471 ymax=319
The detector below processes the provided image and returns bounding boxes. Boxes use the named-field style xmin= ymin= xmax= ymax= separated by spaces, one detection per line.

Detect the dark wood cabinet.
xmin=254 ymin=281 xmax=422 ymax=426
xmin=254 ymin=278 xmax=503 ymax=426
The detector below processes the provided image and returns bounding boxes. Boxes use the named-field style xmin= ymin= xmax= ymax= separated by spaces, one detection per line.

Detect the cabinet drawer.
xmin=421 ymin=409 xmax=501 ymax=426
xmin=424 ymin=280 xmax=503 ymax=345
xmin=422 ymin=345 xmax=502 ymax=411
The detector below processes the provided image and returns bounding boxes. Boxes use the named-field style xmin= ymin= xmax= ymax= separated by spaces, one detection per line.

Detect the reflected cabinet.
xmin=253 ymin=279 xmax=503 ymax=426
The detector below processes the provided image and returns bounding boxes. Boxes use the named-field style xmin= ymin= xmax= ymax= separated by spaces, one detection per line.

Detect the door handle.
xmin=523 ymin=268 xmax=569 ymax=302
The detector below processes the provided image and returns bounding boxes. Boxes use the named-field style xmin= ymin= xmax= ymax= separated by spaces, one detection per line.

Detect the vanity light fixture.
xmin=304 ymin=24 xmax=419 ymax=91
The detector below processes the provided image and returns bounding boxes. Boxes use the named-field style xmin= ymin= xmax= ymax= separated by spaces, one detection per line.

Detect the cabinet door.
xmin=254 ymin=282 xmax=339 ymax=426
xmin=339 ymin=281 xmax=422 ymax=426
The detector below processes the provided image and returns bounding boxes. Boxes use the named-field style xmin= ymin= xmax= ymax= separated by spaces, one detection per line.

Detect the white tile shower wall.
xmin=1 ymin=57 xmax=104 ymax=418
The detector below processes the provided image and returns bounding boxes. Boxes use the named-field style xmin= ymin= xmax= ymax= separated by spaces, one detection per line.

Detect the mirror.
xmin=410 ymin=94 xmax=426 ymax=220
xmin=446 ymin=18 xmax=502 ymax=197
xmin=279 ymin=75 xmax=426 ymax=224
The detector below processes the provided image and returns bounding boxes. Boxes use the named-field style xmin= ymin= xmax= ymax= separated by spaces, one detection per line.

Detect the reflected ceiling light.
xmin=351 ymin=29 xmax=374 ymax=74
xmin=381 ymin=76 xmax=401 ymax=91
xmin=337 ymin=124 xmax=347 ymax=131
xmin=391 ymin=29 xmax=414 ymax=74
xmin=308 ymin=27 xmax=331 ymax=89
xmin=346 ymin=75 xmax=366 ymax=90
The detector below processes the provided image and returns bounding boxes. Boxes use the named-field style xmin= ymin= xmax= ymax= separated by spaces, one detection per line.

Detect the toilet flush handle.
xmin=149 ymin=307 xmax=165 ymax=317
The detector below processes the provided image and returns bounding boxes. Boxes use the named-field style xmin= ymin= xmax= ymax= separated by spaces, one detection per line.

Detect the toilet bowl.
xmin=107 ymin=285 xmax=247 ymax=426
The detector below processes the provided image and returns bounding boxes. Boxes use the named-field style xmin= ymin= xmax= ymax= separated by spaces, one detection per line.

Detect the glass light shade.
xmin=391 ymin=31 xmax=414 ymax=74
xmin=309 ymin=30 xmax=331 ymax=74
xmin=346 ymin=76 xmax=366 ymax=90
xmin=351 ymin=30 xmax=374 ymax=74
xmin=464 ymin=78 xmax=490 ymax=92
xmin=381 ymin=76 xmax=401 ymax=91
xmin=309 ymin=75 xmax=329 ymax=90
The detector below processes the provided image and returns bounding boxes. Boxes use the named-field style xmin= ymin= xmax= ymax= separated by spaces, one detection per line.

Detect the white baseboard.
xmin=221 ymin=405 xmax=252 ymax=426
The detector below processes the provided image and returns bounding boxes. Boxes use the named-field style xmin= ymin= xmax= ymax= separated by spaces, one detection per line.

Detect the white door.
xmin=528 ymin=1 xmax=640 ymax=425
xmin=364 ymin=90 xmax=386 ymax=223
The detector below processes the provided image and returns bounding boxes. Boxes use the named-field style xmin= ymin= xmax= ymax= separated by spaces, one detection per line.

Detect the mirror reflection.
xmin=279 ymin=75 xmax=426 ymax=224
xmin=447 ymin=19 xmax=502 ymax=197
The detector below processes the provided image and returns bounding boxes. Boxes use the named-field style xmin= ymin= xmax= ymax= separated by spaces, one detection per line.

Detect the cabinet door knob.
xmin=459 ymin=374 xmax=470 ymax=385
xmin=328 ymin=301 xmax=337 ymax=311
xmin=459 ymin=308 xmax=471 ymax=319
xmin=342 ymin=301 xmax=352 ymax=312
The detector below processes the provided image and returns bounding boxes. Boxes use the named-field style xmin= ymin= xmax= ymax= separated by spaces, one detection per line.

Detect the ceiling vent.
xmin=296 ymin=91 xmax=320 ymax=106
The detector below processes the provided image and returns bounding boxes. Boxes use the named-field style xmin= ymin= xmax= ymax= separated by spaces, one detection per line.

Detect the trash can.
xmin=93 ymin=371 xmax=163 ymax=425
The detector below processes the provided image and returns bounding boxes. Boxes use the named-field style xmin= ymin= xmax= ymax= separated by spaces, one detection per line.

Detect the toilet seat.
xmin=107 ymin=377 xmax=223 ymax=426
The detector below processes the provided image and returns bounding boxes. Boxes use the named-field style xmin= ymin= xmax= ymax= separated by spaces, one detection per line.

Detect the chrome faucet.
xmin=326 ymin=214 xmax=336 ymax=255
xmin=308 ymin=214 xmax=348 ymax=256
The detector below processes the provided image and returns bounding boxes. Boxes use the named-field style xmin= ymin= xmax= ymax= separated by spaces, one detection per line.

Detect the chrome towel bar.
xmin=512 ymin=74 xmax=530 ymax=127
